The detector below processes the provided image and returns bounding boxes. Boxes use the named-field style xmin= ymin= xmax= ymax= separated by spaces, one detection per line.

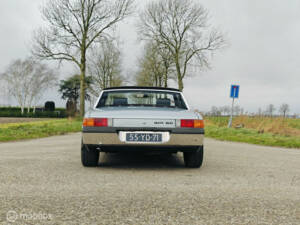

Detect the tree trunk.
xmin=109 ymin=74 xmax=112 ymax=87
xmin=27 ymin=99 xmax=32 ymax=113
xmin=163 ymin=60 xmax=169 ymax=88
xmin=158 ymin=75 xmax=162 ymax=87
xmin=103 ymin=74 xmax=106 ymax=89
xmin=164 ymin=71 xmax=168 ymax=88
xmin=164 ymin=78 xmax=168 ymax=88
xmin=80 ymin=70 xmax=85 ymax=117
xmin=178 ymin=78 xmax=184 ymax=91
xmin=175 ymin=53 xmax=184 ymax=91
xmin=79 ymin=48 xmax=86 ymax=118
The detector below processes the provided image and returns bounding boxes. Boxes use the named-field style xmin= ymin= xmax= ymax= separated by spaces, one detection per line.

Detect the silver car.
xmin=81 ymin=86 xmax=204 ymax=168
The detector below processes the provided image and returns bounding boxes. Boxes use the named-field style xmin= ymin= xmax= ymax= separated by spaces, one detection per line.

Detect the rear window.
xmin=96 ymin=90 xmax=187 ymax=109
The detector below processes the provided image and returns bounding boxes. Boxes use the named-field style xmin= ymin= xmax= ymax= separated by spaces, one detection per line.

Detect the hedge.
xmin=0 ymin=107 xmax=67 ymax=118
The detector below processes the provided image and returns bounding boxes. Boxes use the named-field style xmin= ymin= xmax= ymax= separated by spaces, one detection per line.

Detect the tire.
xmin=81 ymin=143 xmax=99 ymax=167
xmin=184 ymin=146 xmax=204 ymax=168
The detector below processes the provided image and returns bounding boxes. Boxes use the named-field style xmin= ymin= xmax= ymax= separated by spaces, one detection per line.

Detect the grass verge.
xmin=205 ymin=121 xmax=300 ymax=149
xmin=1 ymin=116 xmax=299 ymax=148
xmin=0 ymin=119 xmax=82 ymax=142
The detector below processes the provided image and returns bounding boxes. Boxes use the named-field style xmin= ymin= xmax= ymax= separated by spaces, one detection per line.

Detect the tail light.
xmin=83 ymin=118 xmax=108 ymax=127
xmin=180 ymin=119 xmax=204 ymax=128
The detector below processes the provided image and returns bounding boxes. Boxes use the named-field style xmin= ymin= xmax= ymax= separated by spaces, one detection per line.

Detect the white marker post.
xmin=228 ymin=85 xmax=239 ymax=128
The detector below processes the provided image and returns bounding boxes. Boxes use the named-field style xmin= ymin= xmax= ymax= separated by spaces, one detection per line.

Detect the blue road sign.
xmin=230 ymin=85 xmax=239 ymax=98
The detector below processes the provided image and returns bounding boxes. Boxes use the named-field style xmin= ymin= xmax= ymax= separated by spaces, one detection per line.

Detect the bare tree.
xmin=88 ymin=39 xmax=123 ymax=95
xmin=32 ymin=0 xmax=133 ymax=117
xmin=257 ymin=107 xmax=262 ymax=117
xmin=0 ymin=80 xmax=8 ymax=106
xmin=155 ymin=43 xmax=175 ymax=87
xmin=138 ymin=0 xmax=225 ymax=90
xmin=136 ymin=43 xmax=161 ymax=87
xmin=210 ymin=106 xmax=221 ymax=116
xmin=266 ymin=104 xmax=276 ymax=117
xmin=28 ymin=63 xmax=58 ymax=113
xmin=279 ymin=103 xmax=290 ymax=118
xmin=136 ymin=41 xmax=174 ymax=87
xmin=222 ymin=106 xmax=231 ymax=116
xmin=1 ymin=58 xmax=56 ymax=114
xmin=234 ymin=105 xmax=241 ymax=116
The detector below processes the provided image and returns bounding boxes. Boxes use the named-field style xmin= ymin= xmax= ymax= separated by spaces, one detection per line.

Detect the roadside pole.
xmin=228 ymin=85 xmax=240 ymax=128
xmin=228 ymin=97 xmax=235 ymax=128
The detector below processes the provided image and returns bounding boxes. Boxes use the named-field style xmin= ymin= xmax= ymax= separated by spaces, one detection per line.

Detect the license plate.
xmin=126 ymin=133 xmax=162 ymax=143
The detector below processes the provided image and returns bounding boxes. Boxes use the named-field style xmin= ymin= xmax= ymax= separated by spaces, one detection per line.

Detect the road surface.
xmin=0 ymin=133 xmax=299 ymax=224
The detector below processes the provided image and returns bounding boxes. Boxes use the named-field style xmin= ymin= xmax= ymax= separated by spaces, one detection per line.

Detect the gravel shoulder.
xmin=0 ymin=133 xmax=299 ymax=224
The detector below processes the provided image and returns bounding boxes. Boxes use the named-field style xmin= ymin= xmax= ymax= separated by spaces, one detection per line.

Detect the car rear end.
xmin=81 ymin=87 xmax=204 ymax=168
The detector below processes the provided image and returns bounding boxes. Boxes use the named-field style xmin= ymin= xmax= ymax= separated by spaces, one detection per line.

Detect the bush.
xmin=45 ymin=101 xmax=55 ymax=111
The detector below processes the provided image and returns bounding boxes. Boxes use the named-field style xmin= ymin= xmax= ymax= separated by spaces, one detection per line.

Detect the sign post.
xmin=228 ymin=85 xmax=240 ymax=128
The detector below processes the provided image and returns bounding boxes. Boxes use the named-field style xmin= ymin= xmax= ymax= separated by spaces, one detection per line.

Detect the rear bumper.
xmin=82 ymin=132 xmax=204 ymax=147
xmin=85 ymin=145 xmax=201 ymax=153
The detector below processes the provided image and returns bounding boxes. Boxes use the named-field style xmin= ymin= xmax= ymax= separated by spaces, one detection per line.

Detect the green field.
xmin=205 ymin=116 xmax=300 ymax=148
xmin=0 ymin=119 xmax=82 ymax=142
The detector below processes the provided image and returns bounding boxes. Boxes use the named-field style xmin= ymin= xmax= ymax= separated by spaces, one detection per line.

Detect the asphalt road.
xmin=0 ymin=133 xmax=299 ymax=225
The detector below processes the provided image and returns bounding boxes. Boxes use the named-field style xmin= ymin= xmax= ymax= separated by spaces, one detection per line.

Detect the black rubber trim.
xmin=85 ymin=144 xmax=202 ymax=153
xmin=82 ymin=127 xmax=204 ymax=134
xmin=103 ymin=86 xmax=180 ymax=92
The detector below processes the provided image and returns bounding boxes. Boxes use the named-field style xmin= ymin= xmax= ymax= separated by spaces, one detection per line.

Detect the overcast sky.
xmin=0 ymin=0 xmax=299 ymax=114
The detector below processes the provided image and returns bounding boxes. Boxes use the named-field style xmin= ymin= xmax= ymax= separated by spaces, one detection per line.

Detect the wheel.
xmin=81 ymin=143 xmax=99 ymax=167
xmin=184 ymin=146 xmax=204 ymax=168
